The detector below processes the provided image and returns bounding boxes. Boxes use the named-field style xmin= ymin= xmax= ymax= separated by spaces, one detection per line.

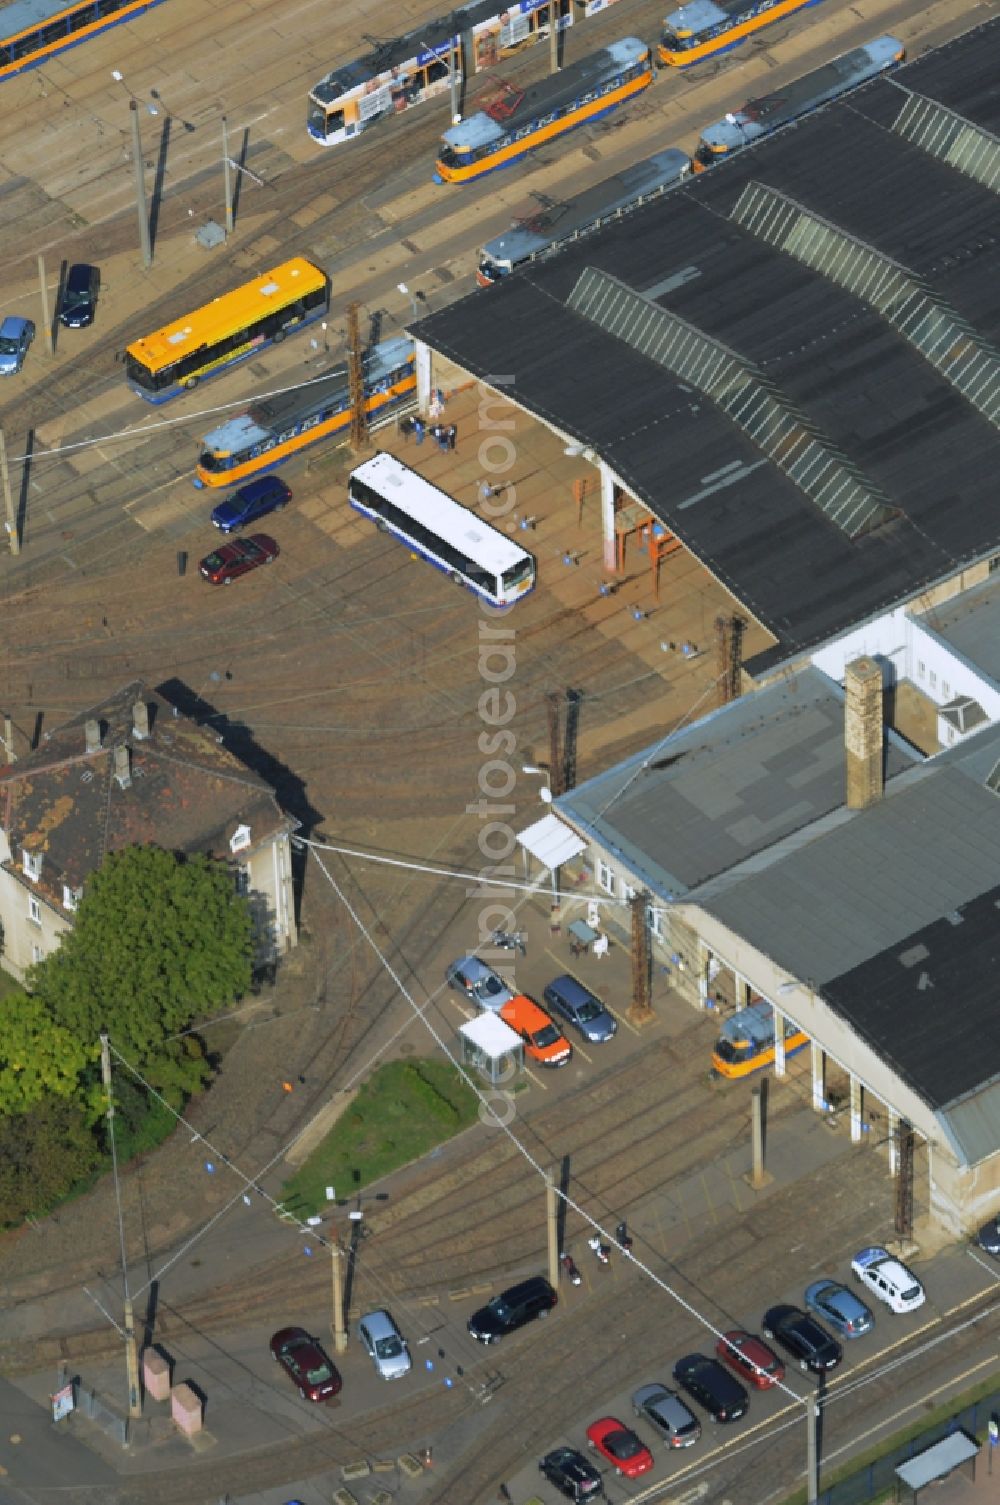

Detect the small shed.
xmin=517 ymin=812 xmax=586 ymax=900
xmin=894 ymin=1431 xmax=979 ymax=1503
xmin=458 ymin=1011 xmax=523 ymax=1086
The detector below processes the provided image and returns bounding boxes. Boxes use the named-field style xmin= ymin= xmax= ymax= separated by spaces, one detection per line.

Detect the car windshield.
xmin=0 ymin=336 xmax=18 ymax=353
xmin=376 ymin=1335 xmax=403 ymax=1359
xmin=901 ymin=1285 xmax=920 ymax=1302
xmin=607 ymin=1430 xmax=641 ymax=1458
xmin=305 ymin=1360 xmax=334 ymax=1383
xmin=202 ymin=553 xmax=223 ymax=570
xmin=532 ymin=1024 xmax=561 ymax=1048
xmin=576 ymin=1000 xmax=602 ymax=1021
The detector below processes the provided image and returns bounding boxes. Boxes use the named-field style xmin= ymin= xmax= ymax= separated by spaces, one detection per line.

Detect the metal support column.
xmin=811 ymin=1041 xmax=825 ymax=1113
xmin=598 ymin=461 xmax=617 ymax=573
xmin=773 ymin=1007 xmax=786 ymax=1077
xmin=850 ymin=1076 xmax=863 ymax=1143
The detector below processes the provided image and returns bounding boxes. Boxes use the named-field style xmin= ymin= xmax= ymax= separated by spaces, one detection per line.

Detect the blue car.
xmin=543 ymin=974 xmax=617 ymax=1043
xmin=0 ymin=315 xmax=35 ymax=376
xmin=210 ymin=475 xmax=291 ymax=533
xmin=805 ymin=1279 xmax=874 ymax=1338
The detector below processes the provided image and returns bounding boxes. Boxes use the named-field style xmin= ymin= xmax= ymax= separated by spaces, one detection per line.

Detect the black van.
xmin=59 ymin=264 xmax=99 ymax=328
xmin=467 ymin=1275 xmax=556 ymax=1344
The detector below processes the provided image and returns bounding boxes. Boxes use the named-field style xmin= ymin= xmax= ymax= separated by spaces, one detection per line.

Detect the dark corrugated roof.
xmin=413 ymin=19 xmax=1000 ymax=673
xmin=825 ymin=884 xmax=1000 ymax=1112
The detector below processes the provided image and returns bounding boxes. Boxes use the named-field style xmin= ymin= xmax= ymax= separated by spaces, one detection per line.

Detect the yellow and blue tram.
xmin=1 ymin=0 xmax=167 ymax=83
xmin=434 ymin=37 xmax=653 ymax=185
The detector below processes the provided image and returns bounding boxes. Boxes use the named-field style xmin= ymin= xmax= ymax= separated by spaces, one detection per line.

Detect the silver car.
xmin=359 ymin=1308 xmax=411 ymax=1380
xmin=445 ymin=955 xmax=514 ymax=1011
xmin=632 ymin=1382 xmax=701 ymax=1447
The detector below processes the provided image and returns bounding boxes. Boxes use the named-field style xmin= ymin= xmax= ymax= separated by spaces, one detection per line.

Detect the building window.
xmin=31 ymin=944 xmax=43 ymax=965
xmin=28 ymin=895 xmax=41 ymax=926
xmin=596 ymin=859 xmax=615 ymax=895
xmin=929 ymin=670 xmax=937 ymax=690
xmin=22 ymin=849 xmax=42 ymax=881
xmin=62 ymin=885 xmax=82 ymax=912
xmin=917 ymin=661 xmax=925 ymax=679
xmin=649 ymin=905 xmax=664 ymax=938
xmin=942 ymin=681 xmax=950 ymax=699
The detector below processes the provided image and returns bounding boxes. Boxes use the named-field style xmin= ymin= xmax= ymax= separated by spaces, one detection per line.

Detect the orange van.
xmin=500 ymin=994 xmax=572 ymax=1067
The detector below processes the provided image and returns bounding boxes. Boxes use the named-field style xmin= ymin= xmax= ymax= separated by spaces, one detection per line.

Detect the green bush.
xmin=0 ymin=1096 xmax=101 ymax=1227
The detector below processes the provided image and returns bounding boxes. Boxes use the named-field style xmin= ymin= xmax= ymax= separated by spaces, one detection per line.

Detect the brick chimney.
xmin=85 ymin=718 xmax=101 ymax=755
xmin=845 ymin=656 xmax=884 ymax=809
xmin=113 ymin=744 xmax=131 ymax=789
xmin=132 ymin=700 xmax=150 ymax=740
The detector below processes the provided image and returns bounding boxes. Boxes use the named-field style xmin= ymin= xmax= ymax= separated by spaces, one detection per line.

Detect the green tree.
xmin=0 ymin=990 xmax=90 ymax=1115
xmin=0 ymin=1095 xmax=100 ymax=1227
xmin=29 ymin=846 xmax=252 ymax=1104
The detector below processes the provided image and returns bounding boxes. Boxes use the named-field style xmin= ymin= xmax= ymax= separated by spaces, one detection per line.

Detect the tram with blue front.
xmin=659 ymin=0 xmax=824 ymax=69
xmin=478 ymin=148 xmax=690 ymax=284
xmin=694 ymin=35 xmax=904 ymax=167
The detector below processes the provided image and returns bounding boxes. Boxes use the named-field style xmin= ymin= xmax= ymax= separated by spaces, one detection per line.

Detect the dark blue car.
xmin=211 ymin=475 xmax=291 ymax=533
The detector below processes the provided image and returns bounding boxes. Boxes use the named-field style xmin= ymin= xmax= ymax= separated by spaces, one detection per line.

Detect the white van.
xmin=851 ymin=1246 xmax=925 ymax=1313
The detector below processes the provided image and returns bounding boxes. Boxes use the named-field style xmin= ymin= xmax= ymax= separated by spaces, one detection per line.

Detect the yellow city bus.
xmin=1 ymin=0 xmax=168 ymax=84
xmin=124 ymin=257 xmax=330 ymax=404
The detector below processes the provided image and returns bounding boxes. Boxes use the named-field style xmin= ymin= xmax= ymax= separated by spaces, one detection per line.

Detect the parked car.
xmin=715 ymin=1329 xmax=785 ymax=1388
xmin=673 ymin=1354 xmax=749 ymax=1423
xmin=976 ymin=1216 xmax=1000 ymax=1256
xmin=358 ymin=1309 xmax=411 ymax=1380
xmin=543 ymin=974 xmax=618 ymax=1043
xmin=538 ymin=1446 xmax=604 ymax=1500
xmin=445 ymin=955 xmax=514 ymax=1011
xmin=198 ymin=532 xmax=278 ymax=584
xmin=762 ymin=1305 xmax=842 ymax=1373
xmin=467 ymin=1275 xmax=556 ymax=1344
xmin=585 ymin=1417 xmax=654 ymax=1478
xmin=58 ymin=262 xmax=99 ymax=327
xmin=269 ymin=1326 xmax=341 ymax=1401
xmin=499 ymin=994 xmax=572 ymax=1066
xmin=805 ymin=1279 xmax=874 ymax=1338
xmin=851 ymin=1247 xmax=925 ymax=1313
xmin=0 ymin=315 xmax=34 ymax=375
xmin=631 ymin=1382 xmax=701 ymax=1446
xmin=211 ymin=475 xmax=291 ymax=533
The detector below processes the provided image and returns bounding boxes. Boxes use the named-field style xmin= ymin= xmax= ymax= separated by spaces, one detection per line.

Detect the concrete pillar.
xmin=773 ymin=1007 xmax=786 ymax=1077
xmin=599 ymin=461 xmax=617 ymax=573
xmin=887 ymin=1106 xmax=899 ymax=1176
xmin=698 ymin=944 xmax=711 ymax=1008
xmin=415 ymin=339 xmax=432 ymax=417
xmin=811 ymin=1041 xmax=825 ymax=1113
xmin=850 ymin=1076 xmax=863 ymax=1143
xmin=845 ymin=657 xmax=884 ymax=809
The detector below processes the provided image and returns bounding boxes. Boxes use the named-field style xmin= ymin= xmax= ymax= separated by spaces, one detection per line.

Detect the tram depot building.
xmin=409 ymin=21 xmax=1000 ymax=1237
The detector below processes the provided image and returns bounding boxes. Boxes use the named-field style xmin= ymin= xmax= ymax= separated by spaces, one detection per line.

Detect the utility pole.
xmin=628 ymin=891 xmax=654 ymax=1026
xmin=330 ymin=1240 xmax=348 ymax=1353
xmin=346 ymin=301 xmax=368 ymax=452
xmin=99 ymin=1032 xmax=142 ymax=1418
xmin=449 ymin=31 xmax=462 ymax=124
xmin=0 ymin=429 xmax=19 ymax=556
xmin=545 ymin=1174 xmax=560 ymax=1291
xmin=129 ymin=101 xmax=152 ymax=268
xmin=546 ymin=691 xmax=564 ymax=797
xmin=549 ymin=0 xmax=561 ymax=73
xmin=37 ymin=255 xmax=53 ymax=355
xmin=222 ymin=115 xmax=234 ymax=236
xmin=806 ymin=1398 xmax=820 ymax=1503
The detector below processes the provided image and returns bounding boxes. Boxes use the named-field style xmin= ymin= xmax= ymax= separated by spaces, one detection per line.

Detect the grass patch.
xmin=281 ymin=1059 xmax=479 ymax=1216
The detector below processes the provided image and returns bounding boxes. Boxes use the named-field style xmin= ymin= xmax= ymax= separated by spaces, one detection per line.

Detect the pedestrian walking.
xmin=432 ymin=424 xmax=449 ymax=453
xmin=400 ymin=415 xmax=415 ymax=444
xmin=446 ymin=423 xmax=457 ymax=451
xmin=413 ymin=417 xmax=425 ymax=446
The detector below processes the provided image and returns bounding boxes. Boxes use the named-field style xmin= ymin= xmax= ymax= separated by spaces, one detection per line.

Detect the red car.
xmin=586 ymin=1416 xmax=654 ymax=1479
xmin=716 ymin=1329 xmax=785 ymax=1389
xmin=199 ymin=532 xmax=278 ymax=584
xmin=269 ymin=1326 xmax=342 ymax=1401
